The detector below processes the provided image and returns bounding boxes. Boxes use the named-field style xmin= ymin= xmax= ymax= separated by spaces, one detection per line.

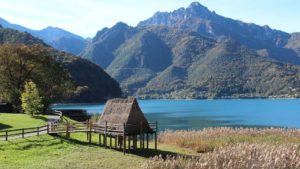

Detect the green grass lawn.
xmin=0 ymin=113 xmax=186 ymax=169
xmin=4 ymin=113 xmax=300 ymax=169
xmin=0 ymin=133 xmax=186 ymax=169
xmin=0 ymin=113 xmax=48 ymax=130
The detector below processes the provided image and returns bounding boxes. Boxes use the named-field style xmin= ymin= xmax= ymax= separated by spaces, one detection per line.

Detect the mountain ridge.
xmin=82 ymin=2 xmax=300 ymax=98
xmin=137 ymin=2 xmax=300 ymax=65
xmin=0 ymin=26 xmax=122 ymax=102
xmin=0 ymin=18 xmax=87 ymax=55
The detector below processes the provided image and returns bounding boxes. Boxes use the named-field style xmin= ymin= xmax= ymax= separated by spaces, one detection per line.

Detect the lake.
xmin=51 ymin=99 xmax=300 ymax=131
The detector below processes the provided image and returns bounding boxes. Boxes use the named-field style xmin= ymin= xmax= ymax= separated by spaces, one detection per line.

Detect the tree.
xmin=21 ymin=81 xmax=44 ymax=115
xmin=0 ymin=44 xmax=75 ymax=112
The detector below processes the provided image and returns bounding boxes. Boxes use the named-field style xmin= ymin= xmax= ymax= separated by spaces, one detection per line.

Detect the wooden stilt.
xmin=143 ymin=134 xmax=145 ymax=149
xmin=105 ymin=121 xmax=107 ymax=148
xmin=146 ymin=133 xmax=149 ymax=149
xmin=140 ymin=121 xmax=143 ymax=152
xmin=114 ymin=136 xmax=117 ymax=149
xmin=155 ymin=121 xmax=158 ymax=150
xmin=123 ymin=123 xmax=126 ymax=155
xmin=134 ymin=135 xmax=137 ymax=149
xmin=132 ymin=135 xmax=134 ymax=150
xmin=86 ymin=120 xmax=89 ymax=140
xmin=102 ymin=134 xmax=105 ymax=146
xmin=110 ymin=135 xmax=112 ymax=148
xmin=128 ymin=136 xmax=131 ymax=150
xmin=140 ymin=121 xmax=144 ymax=150
xmin=118 ymin=135 xmax=122 ymax=149
xmin=99 ymin=134 xmax=101 ymax=146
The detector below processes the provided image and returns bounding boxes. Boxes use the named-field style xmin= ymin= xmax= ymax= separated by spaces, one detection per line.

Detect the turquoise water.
xmin=51 ymin=99 xmax=300 ymax=130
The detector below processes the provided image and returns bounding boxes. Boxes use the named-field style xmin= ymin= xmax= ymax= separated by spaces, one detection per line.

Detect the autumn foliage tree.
xmin=0 ymin=44 xmax=75 ymax=112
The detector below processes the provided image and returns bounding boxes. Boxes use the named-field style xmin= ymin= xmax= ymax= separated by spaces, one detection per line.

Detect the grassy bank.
xmin=2 ymin=113 xmax=300 ymax=169
xmin=0 ymin=113 xmax=47 ymax=130
xmin=0 ymin=112 xmax=185 ymax=169
xmin=0 ymin=132 xmax=186 ymax=169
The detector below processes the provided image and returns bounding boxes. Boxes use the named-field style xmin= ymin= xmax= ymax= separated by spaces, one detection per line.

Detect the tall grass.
xmin=158 ymin=127 xmax=300 ymax=153
xmin=142 ymin=127 xmax=300 ymax=169
xmin=142 ymin=143 xmax=300 ymax=169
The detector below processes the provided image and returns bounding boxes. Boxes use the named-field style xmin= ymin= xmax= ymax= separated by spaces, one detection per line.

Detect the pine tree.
xmin=21 ymin=81 xmax=44 ymax=116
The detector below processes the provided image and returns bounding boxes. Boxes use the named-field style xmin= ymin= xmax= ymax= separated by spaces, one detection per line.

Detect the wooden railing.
xmin=0 ymin=125 xmax=49 ymax=141
xmin=0 ymin=118 xmax=158 ymax=154
xmin=0 ymin=111 xmax=62 ymax=141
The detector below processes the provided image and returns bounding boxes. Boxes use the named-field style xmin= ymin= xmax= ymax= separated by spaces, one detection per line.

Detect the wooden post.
xmin=114 ymin=136 xmax=117 ymax=149
xmin=128 ymin=136 xmax=131 ymax=150
xmin=155 ymin=121 xmax=157 ymax=150
xmin=105 ymin=121 xmax=107 ymax=148
xmin=22 ymin=129 xmax=25 ymax=138
xmin=89 ymin=121 xmax=92 ymax=144
xmin=143 ymin=134 xmax=145 ymax=149
xmin=132 ymin=135 xmax=135 ymax=150
xmin=37 ymin=127 xmax=39 ymax=136
xmin=146 ymin=133 xmax=149 ymax=149
xmin=133 ymin=135 xmax=137 ymax=150
xmin=118 ymin=135 xmax=122 ymax=149
xmin=99 ymin=133 xmax=101 ymax=146
xmin=123 ymin=123 xmax=126 ymax=155
xmin=140 ymin=121 xmax=143 ymax=151
xmin=66 ymin=121 xmax=70 ymax=138
xmin=47 ymin=124 xmax=49 ymax=134
xmin=50 ymin=122 xmax=53 ymax=132
xmin=86 ymin=120 xmax=89 ymax=140
xmin=110 ymin=135 xmax=112 ymax=148
xmin=5 ymin=130 xmax=8 ymax=141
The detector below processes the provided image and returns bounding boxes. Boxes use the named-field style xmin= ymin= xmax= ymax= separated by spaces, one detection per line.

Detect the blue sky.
xmin=0 ymin=0 xmax=299 ymax=38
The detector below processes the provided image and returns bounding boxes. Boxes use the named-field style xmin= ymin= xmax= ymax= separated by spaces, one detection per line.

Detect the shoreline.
xmin=52 ymin=97 xmax=300 ymax=105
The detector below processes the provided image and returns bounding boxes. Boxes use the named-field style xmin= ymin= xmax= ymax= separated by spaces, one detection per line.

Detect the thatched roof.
xmin=98 ymin=97 xmax=153 ymax=135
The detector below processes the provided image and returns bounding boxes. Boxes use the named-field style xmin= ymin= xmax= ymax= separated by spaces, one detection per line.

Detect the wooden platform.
xmin=48 ymin=120 xmax=158 ymax=154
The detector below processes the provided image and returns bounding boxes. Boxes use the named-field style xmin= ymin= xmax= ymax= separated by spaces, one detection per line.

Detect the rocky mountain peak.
xmin=114 ymin=22 xmax=129 ymax=29
xmin=185 ymin=1 xmax=213 ymax=18
xmin=188 ymin=2 xmax=209 ymax=11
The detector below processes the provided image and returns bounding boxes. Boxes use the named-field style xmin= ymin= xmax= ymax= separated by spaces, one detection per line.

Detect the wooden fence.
xmin=0 ymin=117 xmax=158 ymax=155
xmin=0 ymin=125 xmax=49 ymax=141
xmin=48 ymin=120 xmax=158 ymax=154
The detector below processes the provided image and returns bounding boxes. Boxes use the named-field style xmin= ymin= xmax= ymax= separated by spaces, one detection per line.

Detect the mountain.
xmin=286 ymin=33 xmax=300 ymax=56
xmin=0 ymin=26 xmax=122 ymax=102
xmin=82 ymin=22 xmax=300 ymax=98
xmin=0 ymin=18 xmax=87 ymax=55
xmin=138 ymin=2 xmax=300 ymax=65
xmin=82 ymin=22 xmax=137 ymax=68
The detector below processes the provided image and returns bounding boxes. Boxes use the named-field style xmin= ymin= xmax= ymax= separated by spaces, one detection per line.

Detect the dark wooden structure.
xmin=0 ymin=103 xmax=13 ymax=113
xmin=48 ymin=97 xmax=158 ymax=154
xmin=54 ymin=109 xmax=89 ymax=121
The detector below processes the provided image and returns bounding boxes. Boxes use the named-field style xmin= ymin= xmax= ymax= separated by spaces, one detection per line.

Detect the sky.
xmin=0 ymin=0 xmax=299 ymax=38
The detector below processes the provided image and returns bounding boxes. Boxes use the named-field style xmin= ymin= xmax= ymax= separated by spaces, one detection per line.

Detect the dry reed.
xmin=158 ymin=127 xmax=300 ymax=153
xmin=142 ymin=143 xmax=300 ymax=169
